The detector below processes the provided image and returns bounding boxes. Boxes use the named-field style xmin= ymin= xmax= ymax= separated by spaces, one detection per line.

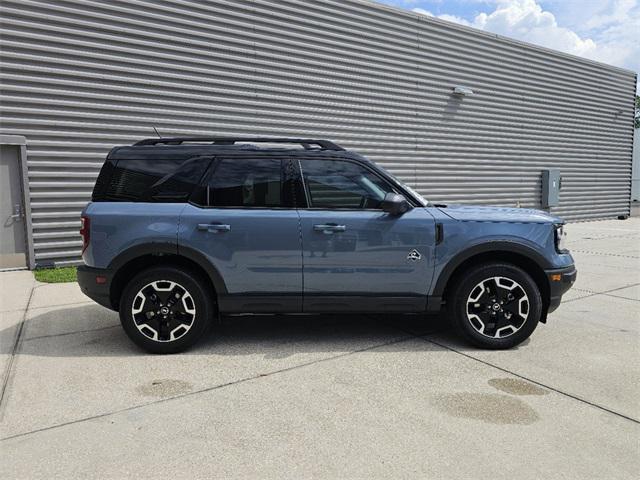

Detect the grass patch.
xmin=34 ymin=266 xmax=77 ymax=283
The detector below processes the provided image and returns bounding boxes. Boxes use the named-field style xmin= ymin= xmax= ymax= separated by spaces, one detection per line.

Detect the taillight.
xmin=80 ymin=215 xmax=90 ymax=253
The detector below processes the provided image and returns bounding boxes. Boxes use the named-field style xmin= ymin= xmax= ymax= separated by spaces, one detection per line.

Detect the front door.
xmin=179 ymin=156 xmax=302 ymax=313
xmin=0 ymin=145 xmax=27 ymax=269
xmin=296 ymin=158 xmax=436 ymax=312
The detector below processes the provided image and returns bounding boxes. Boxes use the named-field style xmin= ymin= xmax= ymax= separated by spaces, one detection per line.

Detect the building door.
xmin=0 ymin=145 xmax=27 ymax=269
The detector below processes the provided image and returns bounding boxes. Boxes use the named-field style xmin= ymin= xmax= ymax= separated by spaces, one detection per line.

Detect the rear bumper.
xmin=545 ymin=265 xmax=577 ymax=313
xmin=77 ymin=265 xmax=116 ymax=310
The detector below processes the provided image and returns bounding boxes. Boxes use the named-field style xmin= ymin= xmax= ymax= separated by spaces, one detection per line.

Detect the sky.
xmin=375 ymin=0 xmax=639 ymax=92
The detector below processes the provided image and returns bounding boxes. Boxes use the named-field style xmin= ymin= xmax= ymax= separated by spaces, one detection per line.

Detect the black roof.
xmin=108 ymin=137 xmax=367 ymax=162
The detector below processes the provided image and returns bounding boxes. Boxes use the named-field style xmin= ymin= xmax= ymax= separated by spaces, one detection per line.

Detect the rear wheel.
xmin=119 ymin=266 xmax=214 ymax=354
xmin=448 ymin=262 xmax=542 ymax=349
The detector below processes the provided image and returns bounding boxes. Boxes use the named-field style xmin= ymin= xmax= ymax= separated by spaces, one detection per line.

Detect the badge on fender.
xmin=407 ymin=249 xmax=422 ymax=261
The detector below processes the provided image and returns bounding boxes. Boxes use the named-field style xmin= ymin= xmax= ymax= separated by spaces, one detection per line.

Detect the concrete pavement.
xmin=1 ymin=218 xmax=638 ymax=479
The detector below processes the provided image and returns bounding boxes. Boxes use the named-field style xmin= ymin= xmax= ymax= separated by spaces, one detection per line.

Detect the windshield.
xmin=375 ymin=164 xmax=429 ymax=207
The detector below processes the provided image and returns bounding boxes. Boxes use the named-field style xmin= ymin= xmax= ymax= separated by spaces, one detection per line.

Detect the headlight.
xmin=554 ymin=224 xmax=567 ymax=252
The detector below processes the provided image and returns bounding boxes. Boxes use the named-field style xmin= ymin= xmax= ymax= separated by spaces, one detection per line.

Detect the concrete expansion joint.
xmin=0 ymin=280 xmax=39 ymax=419
xmin=602 ymin=294 xmax=640 ymax=303
xmin=575 ymin=233 xmax=640 ymax=240
xmin=570 ymin=250 xmax=640 ymax=259
xmin=381 ymin=317 xmax=640 ymax=425
xmin=23 ymin=324 xmax=120 ymax=343
xmin=415 ymin=334 xmax=640 ymax=425
xmin=560 ymin=282 xmax=640 ymax=304
xmin=0 ymin=333 xmax=418 ymax=442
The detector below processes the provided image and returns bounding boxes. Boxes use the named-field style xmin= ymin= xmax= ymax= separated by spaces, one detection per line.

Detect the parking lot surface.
xmin=1 ymin=218 xmax=638 ymax=479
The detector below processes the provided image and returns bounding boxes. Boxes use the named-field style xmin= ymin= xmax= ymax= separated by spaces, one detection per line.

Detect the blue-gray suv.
xmin=78 ymin=137 xmax=576 ymax=353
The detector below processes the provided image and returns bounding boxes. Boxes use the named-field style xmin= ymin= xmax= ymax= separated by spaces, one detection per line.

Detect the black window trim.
xmin=188 ymin=156 xmax=297 ymax=210
xmin=295 ymin=157 xmax=402 ymax=211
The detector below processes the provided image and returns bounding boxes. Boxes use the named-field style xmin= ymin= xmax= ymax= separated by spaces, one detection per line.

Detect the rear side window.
xmin=93 ymin=157 xmax=211 ymax=202
xmin=200 ymin=158 xmax=284 ymax=208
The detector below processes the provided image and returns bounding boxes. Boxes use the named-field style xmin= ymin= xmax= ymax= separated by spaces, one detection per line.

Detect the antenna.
xmin=152 ymin=126 xmax=161 ymax=138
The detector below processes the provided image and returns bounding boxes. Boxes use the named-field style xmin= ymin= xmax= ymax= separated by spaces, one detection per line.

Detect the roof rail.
xmin=133 ymin=137 xmax=344 ymax=151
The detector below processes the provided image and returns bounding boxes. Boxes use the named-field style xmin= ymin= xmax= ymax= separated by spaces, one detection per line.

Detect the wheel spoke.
xmin=484 ymin=278 xmax=499 ymax=299
xmin=482 ymin=320 xmax=497 ymax=337
xmin=165 ymin=285 xmax=184 ymax=308
xmin=158 ymin=321 xmax=171 ymax=342
xmin=141 ymin=285 xmax=161 ymax=306
xmin=494 ymin=278 xmax=515 ymax=302
xmin=502 ymin=303 xmax=521 ymax=317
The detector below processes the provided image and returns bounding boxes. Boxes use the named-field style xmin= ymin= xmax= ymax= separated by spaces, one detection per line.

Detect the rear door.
xmin=179 ymin=156 xmax=303 ymax=313
xmin=296 ymin=158 xmax=436 ymax=312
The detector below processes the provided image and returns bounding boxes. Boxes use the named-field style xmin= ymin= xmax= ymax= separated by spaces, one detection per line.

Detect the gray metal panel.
xmin=541 ymin=169 xmax=560 ymax=208
xmin=0 ymin=0 xmax=635 ymax=266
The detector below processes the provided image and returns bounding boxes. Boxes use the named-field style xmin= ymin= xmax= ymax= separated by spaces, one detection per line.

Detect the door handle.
xmin=197 ymin=223 xmax=231 ymax=233
xmin=313 ymin=224 xmax=346 ymax=234
xmin=9 ymin=204 xmax=22 ymax=221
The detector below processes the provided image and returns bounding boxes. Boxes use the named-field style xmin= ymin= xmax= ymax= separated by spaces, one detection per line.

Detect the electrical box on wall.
xmin=542 ymin=169 xmax=561 ymax=208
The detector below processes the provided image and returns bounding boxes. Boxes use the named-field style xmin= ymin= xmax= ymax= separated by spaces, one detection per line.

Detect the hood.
xmin=437 ymin=204 xmax=563 ymax=224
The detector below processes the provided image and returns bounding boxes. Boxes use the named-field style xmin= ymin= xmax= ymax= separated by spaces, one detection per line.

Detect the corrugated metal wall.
xmin=0 ymin=0 xmax=636 ymax=267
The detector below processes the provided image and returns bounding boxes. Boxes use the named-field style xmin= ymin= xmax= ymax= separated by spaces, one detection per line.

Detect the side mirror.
xmin=381 ymin=193 xmax=412 ymax=216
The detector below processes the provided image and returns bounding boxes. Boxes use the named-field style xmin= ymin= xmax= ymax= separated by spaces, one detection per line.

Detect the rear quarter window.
xmin=92 ymin=157 xmax=211 ymax=202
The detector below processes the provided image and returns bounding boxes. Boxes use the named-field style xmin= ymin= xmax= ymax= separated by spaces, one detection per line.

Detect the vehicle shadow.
xmin=1 ymin=303 xmax=482 ymax=358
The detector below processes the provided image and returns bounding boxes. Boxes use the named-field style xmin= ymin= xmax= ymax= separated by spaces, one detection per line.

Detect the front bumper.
xmin=545 ymin=264 xmax=577 ymax=313
xmin=77 ymin=265 xmax=116 ymax=310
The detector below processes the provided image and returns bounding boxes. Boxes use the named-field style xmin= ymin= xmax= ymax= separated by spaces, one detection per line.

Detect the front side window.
xmin=205 ymin=158 xmax=283 ymax=208
xmin=299 ymin=159 xmax=395 ymax=209
xmin=375 ymin=164 xmax=429 ymax=207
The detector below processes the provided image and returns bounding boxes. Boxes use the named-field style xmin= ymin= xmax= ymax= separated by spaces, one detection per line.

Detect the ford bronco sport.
xmin=78 ymin=137 xmax=576 ymax=354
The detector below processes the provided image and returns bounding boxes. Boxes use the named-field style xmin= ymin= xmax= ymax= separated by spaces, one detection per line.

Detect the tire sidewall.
xmin=119 ymin=266 xmax=213 ymax=354
xmin=450 ymin=263 xmax=542 ymax=349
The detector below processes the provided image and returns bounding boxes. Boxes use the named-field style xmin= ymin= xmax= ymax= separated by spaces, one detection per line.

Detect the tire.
xmin=448 ymin=262 xmax=542 ymax=349
xmin=119 ymin=266 xmax=214 ymax=354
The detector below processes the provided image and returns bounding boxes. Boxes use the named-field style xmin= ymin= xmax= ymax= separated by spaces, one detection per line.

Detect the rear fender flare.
xmin=108 ymin=242 xmax=228 ymax=295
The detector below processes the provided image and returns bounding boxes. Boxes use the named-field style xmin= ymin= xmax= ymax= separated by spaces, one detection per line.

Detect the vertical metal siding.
xmin=0 ymin=0 xmax=636 ymax=266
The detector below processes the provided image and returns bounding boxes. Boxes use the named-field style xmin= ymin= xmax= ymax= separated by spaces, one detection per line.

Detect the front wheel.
xmin=448 ymin=263 xmax=543 ymax=349
xmin=119 ymin=266 xmax=214 ymax=354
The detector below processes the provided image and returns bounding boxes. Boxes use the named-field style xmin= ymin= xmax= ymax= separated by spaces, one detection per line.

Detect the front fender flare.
xmin=431 ymin=240 xmax=552 ymax=298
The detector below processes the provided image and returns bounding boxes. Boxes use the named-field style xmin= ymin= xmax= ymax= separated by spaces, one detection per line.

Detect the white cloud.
xmin=414 ymin=1 xmax=596 ymax=56
xmin=412 ymin=7 xmax=433 ymax=16
xmin=412 ymin=7 xmax=471 ymax=26
xmin=412 ymin=0 xmax=640 ymax=83
xmin=472 ymin=0 xmax=598 ymax=57
xmin=437 ymin=13 xmax=472 ymax=26
xmin=583 ymin=0 xmax=636 ymax=29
